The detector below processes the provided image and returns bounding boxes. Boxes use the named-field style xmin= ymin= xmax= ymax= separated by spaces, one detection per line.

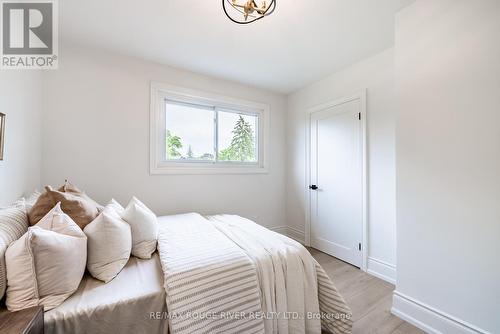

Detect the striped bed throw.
xmin=157 ymin=213 xmax=352 ymax=334
xmin=316 ymin=264 xmax=353 ymax=334
xmin=157 ymin=213 xmax=265 ymax=334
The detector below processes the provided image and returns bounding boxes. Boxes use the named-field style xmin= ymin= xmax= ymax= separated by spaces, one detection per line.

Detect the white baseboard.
xmin=392 ymin=291 xmax=491 ymax=334
xmin=269 ymin=226 xmax=288 ymax=236
xmin=286 ymin=226 xmax=305 ymax=244
xmin=367 ymin=257 xmax=396 ymax=284
xmin=270 ymin=226 xmax=287 ymax=234
xmin=270 ymin=226 xmax=305 ymax=244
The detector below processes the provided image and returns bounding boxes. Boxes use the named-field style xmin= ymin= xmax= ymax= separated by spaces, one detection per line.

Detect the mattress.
xmin=44 ymin=253 xmax=168 ymax=334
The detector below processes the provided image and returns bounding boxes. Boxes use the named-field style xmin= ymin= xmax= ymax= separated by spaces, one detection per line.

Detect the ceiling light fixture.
xmin=223 ymin=0 xmax=276 ymax=24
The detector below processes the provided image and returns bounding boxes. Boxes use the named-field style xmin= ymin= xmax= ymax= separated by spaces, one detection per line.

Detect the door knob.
xmin=309 ymin=185 xmax=318 ymax=190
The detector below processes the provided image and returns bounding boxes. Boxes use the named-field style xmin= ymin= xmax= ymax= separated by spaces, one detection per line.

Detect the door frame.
xmin=305 ymin=90 xmax=368 ymax=271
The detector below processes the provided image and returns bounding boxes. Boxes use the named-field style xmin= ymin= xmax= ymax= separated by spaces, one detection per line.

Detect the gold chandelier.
xmin=222 ymin=0 xmax=276 ymax=24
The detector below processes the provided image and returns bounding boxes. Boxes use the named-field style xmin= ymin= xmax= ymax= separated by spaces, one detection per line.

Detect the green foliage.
xmin=219 ymin=115 xmax=255 ymax=162
xmin=166 ymin=130 xmax=183 ymax=159
xmin=218 ymin=148 xmax=232 ymax=161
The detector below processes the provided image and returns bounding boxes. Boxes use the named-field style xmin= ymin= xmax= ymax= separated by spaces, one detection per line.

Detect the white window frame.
xmin=150 ymin=82 xmax=269 ymax=174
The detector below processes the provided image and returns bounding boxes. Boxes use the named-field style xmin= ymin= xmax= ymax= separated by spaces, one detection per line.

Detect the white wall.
xmin=393 ymin=1 xmax=500 ymax=333
xmin=0 ymin=72 xmax=43 ymax=206
xmin=42 ymin=45 xmax=287 ymax=229
xmin=286 ymin=49 xmax=397 ymax=281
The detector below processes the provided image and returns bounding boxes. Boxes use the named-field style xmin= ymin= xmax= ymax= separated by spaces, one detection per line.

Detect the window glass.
xmin=218 ymin=111 xmax=258 ymax=163
xmin=165 ymin=101 xmax=215 ymax=161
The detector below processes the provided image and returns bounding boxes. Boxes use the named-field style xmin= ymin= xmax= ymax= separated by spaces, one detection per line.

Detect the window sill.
xmin=150 ymin=165 xmax=269 ymax=175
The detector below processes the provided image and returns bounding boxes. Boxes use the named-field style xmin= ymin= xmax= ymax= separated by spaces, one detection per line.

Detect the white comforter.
xmin=157 ymin=213 xmax=352 ymax=334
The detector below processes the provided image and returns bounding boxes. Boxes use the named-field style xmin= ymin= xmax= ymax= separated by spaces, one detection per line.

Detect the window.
xmin=217 ymin=110 xmax=258 ymax=163
xmin=165 ymin=101 xmax=215 ymax=161
xmin=151 ymin=83 xmax=268 ymax=174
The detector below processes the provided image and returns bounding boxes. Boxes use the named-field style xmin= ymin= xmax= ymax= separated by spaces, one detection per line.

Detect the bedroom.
xmin=0 ymin=0 xmax=498 ymax=334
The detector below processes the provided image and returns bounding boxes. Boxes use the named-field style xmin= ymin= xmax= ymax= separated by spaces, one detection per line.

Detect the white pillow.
xmin=5 ymin=203 xmax=87 ymax=311
xmin=121 ymin=197 xmax=158 ymax=259
xmin=84 ymin=205 xmax=131 ymax=283
xmin=107 ymin=198 xmax=125 ymax=216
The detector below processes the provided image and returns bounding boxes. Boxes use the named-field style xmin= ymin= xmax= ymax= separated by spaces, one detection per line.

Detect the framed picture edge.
xmin=0 ymin=113 xmax=5 ymax=161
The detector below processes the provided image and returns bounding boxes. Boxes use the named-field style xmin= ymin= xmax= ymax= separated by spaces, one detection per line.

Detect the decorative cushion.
xmin=5 ymin=203 xmax=87 ymax=311
xmin=0 ymin=200 xmax=29 ymax=300
xmin=84 ymin=205 xmax=131 ymax=283
xmin=27 ymin=190 xmax=54 ymax=225
xmin=25 ymin=190 xmax=41 ymax=212
xmin=121 ymin=197 xmax=158 ymax=259
xmin=29 ymin=182 xmax=100 ymax=229
xmin=59 ymin=181 xmax=104 ymax=212
xmin=107 ymin=199 xmax=125 ymax=216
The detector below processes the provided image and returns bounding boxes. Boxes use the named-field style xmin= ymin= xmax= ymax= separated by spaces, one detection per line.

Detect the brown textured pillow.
xmin=58 ymin=181 xmax=104 ymax=212
xmin=28 ymin=182 xmax=101 ymax=229
xmin=28 ymin=191 xmax=55 ymax=225
xmin=58 ymin=180 xmax=83 ymax=193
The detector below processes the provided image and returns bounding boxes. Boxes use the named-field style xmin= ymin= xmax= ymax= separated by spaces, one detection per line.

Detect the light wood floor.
xmin=309 ymin=248 xmax=424 ymax=334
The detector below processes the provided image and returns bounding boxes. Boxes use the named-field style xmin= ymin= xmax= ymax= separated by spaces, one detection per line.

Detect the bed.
xmin=157 ymin=213 xmax=352 ymax=334
xmin=39 ymin=213 xmax=351 ymax=334
xmin=44 ymin=254 xmax=168 ymax=334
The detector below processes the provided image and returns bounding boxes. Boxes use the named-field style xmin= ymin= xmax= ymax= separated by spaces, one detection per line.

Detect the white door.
xmin=310 ymin=98 xmax=363 ymax=267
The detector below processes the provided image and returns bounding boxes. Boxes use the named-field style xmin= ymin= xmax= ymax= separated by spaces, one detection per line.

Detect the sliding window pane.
xmin=165 ymin=101 xmax=215 ymax=161
xmin=217 ymin=110 xmax=258 ymax=163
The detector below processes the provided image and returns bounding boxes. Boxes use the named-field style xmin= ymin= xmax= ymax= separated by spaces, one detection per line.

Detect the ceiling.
xmin=60 ymin=0 xmax=414 ymax=94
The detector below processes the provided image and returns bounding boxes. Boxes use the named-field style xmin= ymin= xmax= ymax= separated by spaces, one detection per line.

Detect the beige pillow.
xmin=0 ymin=200 xmax=29 ymax=300
xmin=29 ymin=183 xmax=100 ymax=229
xmin=5 ymin=203 xmax=87 ymax=311
xmin=84 ymin=205 xmax=131 ymax=283
xmin=121 ymin=197 xmax=158 ymax=259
